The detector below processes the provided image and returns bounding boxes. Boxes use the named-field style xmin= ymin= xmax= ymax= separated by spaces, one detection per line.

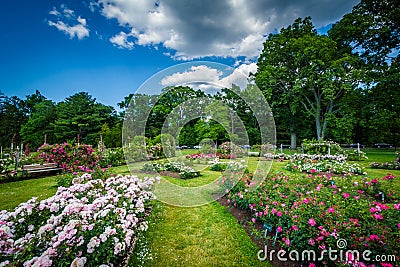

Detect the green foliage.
xmin=150 ymin=133 xmax=175 ymax=158
xmin=98 ymin=147 xmax=125 ymax=167
xmin=255 ymin=17 xmax=358 ymax=142
xmin=123 ymin=136 xmax=148 ymax=162
xmin=346 ymin=150 xmax=368 ymax=161
xmin=52 ymin=92 xmax=118 ymax=146
xmin=210 ymin=162 xmax=227 ymax=172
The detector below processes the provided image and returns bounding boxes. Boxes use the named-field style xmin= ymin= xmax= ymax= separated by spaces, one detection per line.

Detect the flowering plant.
xmin=285 ymin=159 xmax=365 ymax=175
xmin=0 ymin=174 xmax=159 ymax=266
xmin=225 ymin=172 xmax=400 ymax=266
xmin=0 ymin=157 xmax=14 ymax=178
xmin=37 ymin=143 xmax=99 ymax=173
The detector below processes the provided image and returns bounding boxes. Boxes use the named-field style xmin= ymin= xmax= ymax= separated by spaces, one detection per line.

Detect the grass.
xmin=128 ymin=201 xmax=271 ymax=267
xmin=0 ymin=176 xmax=58 ymax=210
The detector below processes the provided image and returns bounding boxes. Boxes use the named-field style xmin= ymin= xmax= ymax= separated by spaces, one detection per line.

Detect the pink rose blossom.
xmin=308 ymin=218 xmax=316 ymax=226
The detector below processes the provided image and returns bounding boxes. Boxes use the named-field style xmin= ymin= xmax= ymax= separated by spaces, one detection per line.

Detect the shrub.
xmin=0 ymin=174 xmax=159 ymax=266
xmin=210 ymin=162 xmax=227 ymax=172
xmin=123 ymin=136 xmax=148 ymax=162
xmin=99 ymin=147 xmax=125 ymax=167
xmin=346 ymin=150 xmax=368 ymax=161
xmin=0 ymin=157 xmax=14 ymax=179
xmin=37 ymin=143 xmax=99 ymax=173
xmin=225 ymin=173 xmax=400 ymax=266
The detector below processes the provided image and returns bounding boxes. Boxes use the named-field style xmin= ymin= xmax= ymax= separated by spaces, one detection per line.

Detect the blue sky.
xmin=0 ymin=0 xmax=359 ymax=109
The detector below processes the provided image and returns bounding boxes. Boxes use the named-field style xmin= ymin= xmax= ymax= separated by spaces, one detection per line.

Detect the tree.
xmin=0 ymin=93 xmax=27 ymax=149
xmin=329 ymin=0 xmax=399 ymax=66
xmin=53 ymin=92 xmax=117 ymax=145
xmin=255 ymin=17 xmax=359 ymax=142
xmin=20 ymin=100 xmax=57 ymax=149
xmin=329 ymin=0 xmax=400 ymax=146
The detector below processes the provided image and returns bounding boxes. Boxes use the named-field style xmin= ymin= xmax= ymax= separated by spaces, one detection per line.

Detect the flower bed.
xmin=210 ymin=161 xmax=246 ymax=173
xmin=186 ymin=153 xmax=216 ymax=164
xmin=225 ymin=172 xmax=400 ymax=266
xmin=264 ymin=153 xmax=348 ymax=162
xmin=0 ymin=174 xmax=159 ymax=266
xmin=141 ymin=161 xmax=199 ymax=179
xmin=285 ymin=159 xmax=365 ymax=175
xmin=370 ymin=162 xmax=400 ymax=171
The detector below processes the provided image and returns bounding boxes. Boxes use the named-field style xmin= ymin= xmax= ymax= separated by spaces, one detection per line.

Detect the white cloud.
xmin=161 ymin=65 xmax=222 ymax=86
xmin=109 ymin=31 xmax=134 ymax=49
xmin=48 ymin=5 xmax=89 ymax=40
xmin=161 ymin=63 xmax=257 ymax=90
xmin=94 ymin=0 xmax=358 ymax=60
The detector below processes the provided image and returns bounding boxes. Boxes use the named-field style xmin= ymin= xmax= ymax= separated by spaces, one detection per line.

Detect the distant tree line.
xmin=1 ymin=0 xmax=398 ymax=150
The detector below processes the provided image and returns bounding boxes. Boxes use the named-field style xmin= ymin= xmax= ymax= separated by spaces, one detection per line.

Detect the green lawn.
xmin=128 ymin=201 xmax=270 ymax=267
xmin=0 ymin=176 xmax=58 ymax=210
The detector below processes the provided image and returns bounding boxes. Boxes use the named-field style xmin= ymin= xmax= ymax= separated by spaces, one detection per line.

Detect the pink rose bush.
xmin=226 ymin=172 xmax=400 ymax=266
xmin=0 ymin=174 xmax=159 ymax=266
xmin=37 ymin=143 xmax=99 ymax=173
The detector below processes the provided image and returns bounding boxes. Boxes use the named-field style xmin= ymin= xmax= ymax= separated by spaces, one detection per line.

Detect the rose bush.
xmin=37 ymin=143 xmax=99 ymax=173
xmin=225 ymin=172 xmax=400 ymax=266
xmin=0 ymin=174 xmax=159 ymax=266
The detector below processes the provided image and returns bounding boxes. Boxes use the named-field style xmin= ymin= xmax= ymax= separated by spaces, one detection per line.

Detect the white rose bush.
xmin=0 ymin=174 xmax=159 ymax=266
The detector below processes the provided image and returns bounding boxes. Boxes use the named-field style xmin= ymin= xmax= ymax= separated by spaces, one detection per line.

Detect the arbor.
xmin=255 ymin=17 xmax=358 ymax=143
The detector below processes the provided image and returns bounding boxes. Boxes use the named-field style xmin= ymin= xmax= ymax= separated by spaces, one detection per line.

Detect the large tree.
xmin=20 ymin=99 xmax=57 ymax=149
xmin=0 ymin=93 xmax=27 ymax=149
xmin=329 ymin=0 xmax=400 ymax=146
xmin=255 ymin=17 xmax=359 ymax=143
xmin=52 ymin=92 xmax=117 ymax=145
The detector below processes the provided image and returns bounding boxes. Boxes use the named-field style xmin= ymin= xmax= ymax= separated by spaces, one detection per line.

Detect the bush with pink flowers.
xmin=0 ymin=174 xmax=159 ymax=266
xmin=37 ymin=143 xmax=99 ymax=173
xmin=225 ymin=172 xmax=400 ymax=266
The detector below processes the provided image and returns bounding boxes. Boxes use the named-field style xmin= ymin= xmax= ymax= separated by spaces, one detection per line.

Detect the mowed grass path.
xmin=128 ymin=201 xmax=270 ymax=266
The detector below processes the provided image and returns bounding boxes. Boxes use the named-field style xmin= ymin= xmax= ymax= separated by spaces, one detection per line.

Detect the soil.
xmin=216 ymin=196 xmax=302 ymax=267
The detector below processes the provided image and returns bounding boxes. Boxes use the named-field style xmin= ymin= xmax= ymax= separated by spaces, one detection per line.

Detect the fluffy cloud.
xmin=48 ymin=5 xmax=89 ymax=40
xmin=96 ymin=0 xmax=358 ymax=59
xmin=161 ymin=63 xmax=257 ymax=90
xmin=110 ymin=32 xmax=135 ymax=49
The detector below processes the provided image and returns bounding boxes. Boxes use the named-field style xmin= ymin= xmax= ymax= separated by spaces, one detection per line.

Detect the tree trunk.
xmin=290 ymin=132 xmax=297 ymax=150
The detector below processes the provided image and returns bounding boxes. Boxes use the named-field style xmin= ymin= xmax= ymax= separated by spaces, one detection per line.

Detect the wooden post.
xmin=280 ymin=144 xmax=283 ymax=154
xmin=357 ymin=143 xmax=361 ymax=160
xmin=44 ymin=134 xmax=47 ymax=144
